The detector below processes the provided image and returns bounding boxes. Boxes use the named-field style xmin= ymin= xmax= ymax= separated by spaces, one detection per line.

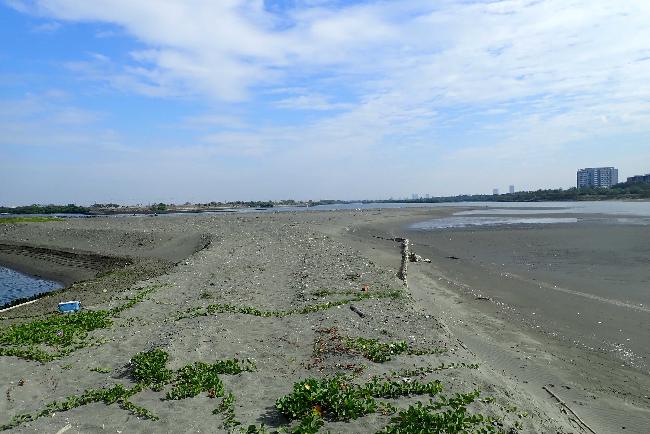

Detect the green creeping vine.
xmin=313 ymin=328 xmax=448 ymax=364
xmin=178 ymin=289 xmax=403 ymax=321
xmin=0 ymin=349 xmax=256 ymax=431
xmin=379 ymin=390 xmax=502 ymax=434
xmin=0 ymin=285 xmax=163 ymax=362
xmin=0 ymin=383 xmax=155 ymax=431
xmin=342 ymin=337 xmax=445 ymax=363
xmin=131 ymin=348 xmax=173 ymax=391
xmin=275 ymin=375 xmax=442 ymax=423
xmin=166 ymin=359 xmax=255 ymax=400
xmin=212 ymin=392 xmax=241 ymax=430
xmin=276 ymin=376 xmax=505 ymax=434
xmin=390 ymin=362 xmax=480 ymax=378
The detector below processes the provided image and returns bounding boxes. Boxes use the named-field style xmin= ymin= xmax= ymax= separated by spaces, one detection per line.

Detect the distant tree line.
xmin=2 ymin=184 xmax=648 ymax=215
xmin=0 ymin=204 xmax=91 ymax=214
xmin=374 ymin=182 xmax=650 ymax=203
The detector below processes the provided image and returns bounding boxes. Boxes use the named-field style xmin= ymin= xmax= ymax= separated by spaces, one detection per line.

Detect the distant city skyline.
xmin=1 ymin=1 xmax=649 ymax=205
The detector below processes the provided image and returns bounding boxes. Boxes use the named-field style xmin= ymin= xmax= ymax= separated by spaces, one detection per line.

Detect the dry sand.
xmin=0 ymin=209 xmax=638 ymax=433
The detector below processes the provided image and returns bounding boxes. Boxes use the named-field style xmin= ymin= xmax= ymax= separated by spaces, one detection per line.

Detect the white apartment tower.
xmin=577 ymin=167 xmax=618 ymax=189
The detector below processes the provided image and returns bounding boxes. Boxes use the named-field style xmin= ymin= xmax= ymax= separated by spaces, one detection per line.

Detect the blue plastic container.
xmin=58 ymin=301 xmax=81 ymax=313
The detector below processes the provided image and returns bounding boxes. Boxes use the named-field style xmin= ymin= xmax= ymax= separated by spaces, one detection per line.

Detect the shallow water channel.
xmin=0 ymin=266 xmax=62 ymax=307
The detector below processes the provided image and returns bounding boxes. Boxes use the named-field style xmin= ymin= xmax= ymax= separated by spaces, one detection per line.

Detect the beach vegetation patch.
xmin=343 ymin=337 xmax=409 ymax=363
xmin=0 ymin=216 xmax=63 ymax=224
xmin=167 ymin=358 xmax=256 ymax=400
xmin=312 ymin=328 xmax=447 ymax=365
xmin=276 ymin=376 xmax=505 ymax=434
xmin=276 ymin=375 xmax=442 ymax=424
xmin=0 ymin=383 xmax=157 ymax=431
xmin=0 ymin=310 xmax=112 ymax=347
xmin=212 ymin=392 xmax=241 ymax=429
xmin=130 ymin=349 xmax=173 ymax=391
xmin=379 ymin=390 xmax=502 ymax=433
xmin=0 ymin=284 xmax=165 ymax=362
xmin=276 ymin=376 xmax=377 ymax=422
xmin=390 ymin=362 xmax=480 ymax=378
xmin=1 ymin=350 xmax=256 ymax=431
xmin=179 ymin=289 xmax=404 ymax=321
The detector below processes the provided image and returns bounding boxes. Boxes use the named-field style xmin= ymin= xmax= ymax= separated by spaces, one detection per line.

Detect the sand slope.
xmin=0 ymin=212 xmax=578 ymax=433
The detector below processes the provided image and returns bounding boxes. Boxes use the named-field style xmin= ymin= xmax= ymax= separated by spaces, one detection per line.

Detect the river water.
xmin=0 ymin=266 xmax=62 ymax=308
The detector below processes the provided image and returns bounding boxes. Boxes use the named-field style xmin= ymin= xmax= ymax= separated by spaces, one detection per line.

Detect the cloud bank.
xmin=2 ymin=0 xmax=650 ymax=202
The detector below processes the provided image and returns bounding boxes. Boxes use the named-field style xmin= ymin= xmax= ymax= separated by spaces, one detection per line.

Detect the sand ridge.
xmin=0 ymin=211 xmax=580 ymax=432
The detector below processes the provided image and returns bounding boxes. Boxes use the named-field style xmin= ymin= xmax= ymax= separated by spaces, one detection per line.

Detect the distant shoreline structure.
xmin=2 ymin=182 xmax=649 ymax=215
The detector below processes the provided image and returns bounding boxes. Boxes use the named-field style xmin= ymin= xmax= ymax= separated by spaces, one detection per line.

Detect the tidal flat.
xmin=0 ymin=209 xmax=647 ymax=432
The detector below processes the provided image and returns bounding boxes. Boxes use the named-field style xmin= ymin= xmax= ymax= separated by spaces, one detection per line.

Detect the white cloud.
xmin=5 ymin=0 xmax=650 ymax=198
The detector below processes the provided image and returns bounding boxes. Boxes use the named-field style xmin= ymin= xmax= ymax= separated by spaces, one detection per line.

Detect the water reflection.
xmin=410 ymin=217 xmax=578 ymax=230
xmin=0 ymin=267 xmax=62 ymax=307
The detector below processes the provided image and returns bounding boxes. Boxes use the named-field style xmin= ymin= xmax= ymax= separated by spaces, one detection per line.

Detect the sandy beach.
xmin=0 ymin=209 xmax=647 ymax=433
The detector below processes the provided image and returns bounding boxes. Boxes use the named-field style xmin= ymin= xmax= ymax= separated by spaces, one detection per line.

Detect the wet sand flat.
xmin=348 ymin=210 xmax=650 ymax=433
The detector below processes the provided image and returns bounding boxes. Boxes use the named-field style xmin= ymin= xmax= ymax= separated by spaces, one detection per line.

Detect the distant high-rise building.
xmin=492 ymin=188 xmax=499 ymax=195
xmin=577 ymin=167 xmax=618 ymax=189
xmin=425 ymin=194 xmax=430 ymax=199
xmin=627 ymin=173 xmax=650 ymax=185
xmin=509 ymin=185 xmax=515 ymax=194
xmin=412 ymin=193 xmax=419 ymax=200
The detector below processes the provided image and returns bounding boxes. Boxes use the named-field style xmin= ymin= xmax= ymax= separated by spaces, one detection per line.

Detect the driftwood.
xmin=349 ymin=305 xmax=366 ymax=318
xmin=408 ymin=252 xmax=431 ymax=263
xmin=397 ymin=238 xmax=410 ymax=285
xmin=542 ymin=386 xmax=596 ymax=434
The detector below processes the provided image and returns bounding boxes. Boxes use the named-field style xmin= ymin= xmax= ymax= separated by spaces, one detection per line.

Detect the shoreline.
xmin=346 ymin=210 xmax=650 ymax=433
xmin=0 ymin=210 xmax=645 ymax=432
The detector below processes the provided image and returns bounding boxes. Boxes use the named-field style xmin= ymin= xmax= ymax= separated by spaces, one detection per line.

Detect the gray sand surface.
xmin=347 ymin=209 xmax=650 ymax=434
xmin=0 ymin=210 xmax=640 ymax=432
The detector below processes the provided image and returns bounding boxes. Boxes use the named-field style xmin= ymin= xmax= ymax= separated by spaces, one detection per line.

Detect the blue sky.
xmin=1 ymin=0 xmax=649 ymax=205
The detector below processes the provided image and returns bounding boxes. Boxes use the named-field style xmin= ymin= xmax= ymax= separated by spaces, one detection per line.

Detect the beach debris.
xmin=58 ymin=301 xmax=81 ymax=313
xmin=397 ymin=238 xmax=410 ymax=285
xmin=55 ymin=424 xmax=72 ymax=434
xmin=446 ymin=256 xmax=460 ymax=260
xmin=349 ymin=305 xmax=366 ymax=318
xmin=408 ymin=252 xmax=431 ymax=263
xmin=542 ymin=385 xmax=596 ymax=434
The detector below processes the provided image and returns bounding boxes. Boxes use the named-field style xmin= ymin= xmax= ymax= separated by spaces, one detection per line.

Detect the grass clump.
xmin=131 ymin=349 xmax=173 ymax=391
